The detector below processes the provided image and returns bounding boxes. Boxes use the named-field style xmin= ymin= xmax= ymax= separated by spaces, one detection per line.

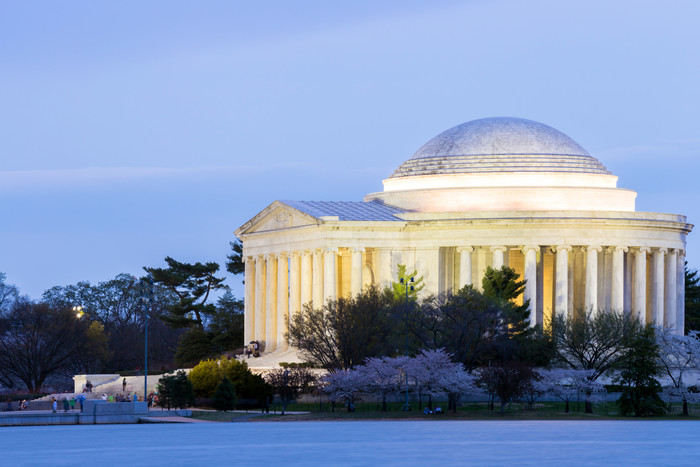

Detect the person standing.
xmin=52 ymin=397 xmax=57 ymax=413
xmin=123 ymin=378 xmax=127 ymax=392
xmin=62 ymin=398 xmax=69 ymax=413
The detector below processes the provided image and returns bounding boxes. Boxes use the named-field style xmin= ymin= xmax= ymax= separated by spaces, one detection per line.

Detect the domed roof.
xmin=390 ymin=117 xmax=610 ymax=178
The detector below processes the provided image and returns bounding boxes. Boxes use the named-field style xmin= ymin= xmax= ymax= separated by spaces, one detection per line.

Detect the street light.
xmin=73 ymin=306 xmax=84 ymax=319
xmin=400 ymin=276 xmax=414 ymax=411
xmin=136 ymin=277 xmax=154 ymax=401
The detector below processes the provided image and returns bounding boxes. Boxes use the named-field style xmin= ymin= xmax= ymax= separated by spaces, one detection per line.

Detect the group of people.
xmin=101 ymin=392 xmax=141 ymax=402
xmin=244 ymin=341 xmax=261 ymax=358
xmin=82 ymin=380 xmax=93 ymax=393
xmin=4 ymin=399 xmax=28 ymax=411
xmin=423 ymin=405 xmax=443 ymax=415
xmin=51 ymin=395 xmax=85 ymax=413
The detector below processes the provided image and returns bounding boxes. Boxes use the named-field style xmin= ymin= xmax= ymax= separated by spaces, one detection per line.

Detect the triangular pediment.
xmin=235 ymin=201 xmax=320 ymax=236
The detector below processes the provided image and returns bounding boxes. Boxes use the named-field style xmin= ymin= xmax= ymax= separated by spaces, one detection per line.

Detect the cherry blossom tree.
xmin=321 ymin=369 xmax=365 ymax=412
xmin=358 ymin=355 xmax=408 ymax=412
xmin=655 ymin=327 xmax=700 ymax=416
xmin=406 ymin=349 xmax=476 ymax=411
xmin=539 ymin=368 xmax=604 ymax=413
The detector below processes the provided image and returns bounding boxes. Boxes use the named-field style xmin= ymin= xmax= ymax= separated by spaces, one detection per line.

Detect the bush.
xmin=212 ymin=377 xmax=237 ymax=411
xmin=187 ymin=356 xmax=273 ymax=406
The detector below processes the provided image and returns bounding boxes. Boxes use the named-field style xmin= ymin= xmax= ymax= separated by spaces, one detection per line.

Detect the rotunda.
xmin=236 ymin=117 xmax=693 ymax=353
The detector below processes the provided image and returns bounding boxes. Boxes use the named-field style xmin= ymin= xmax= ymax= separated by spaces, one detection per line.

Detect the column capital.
xmin=636 ymin=247 xmax=651 ymax=254
xmin=349 ymin=247 xmax=365 ymax=254
xmin=521 ymin=245 xmax=540 ymax=253
xmin=457 ymin=246 xmax=474 ymax=253
xmin=609 ymin=246 xmax=628 ymax=253
xmin=586 ymin=245 xmax=603 ymax=253
xmin=490 ymin=246 xmax=508 ymax=253
xmin=667 ymin=248 xmax=679 ymax=256
xmin=325 ymin=247 xmax=339 ymax=254
xmin=656 ymin=247 xmax=668 ymax=255
xmin=551 ymin=245 xmax=571 ymax=253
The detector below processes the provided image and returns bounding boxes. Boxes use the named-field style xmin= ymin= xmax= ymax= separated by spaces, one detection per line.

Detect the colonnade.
xmin=244 ymin=244 xmax=686 ymax=352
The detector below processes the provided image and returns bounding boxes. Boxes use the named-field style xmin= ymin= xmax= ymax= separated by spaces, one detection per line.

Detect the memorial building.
xmin=236 ymin=117 xmax=693 ymax=353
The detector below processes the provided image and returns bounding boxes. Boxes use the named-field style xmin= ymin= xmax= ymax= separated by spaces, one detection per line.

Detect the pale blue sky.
xmin=1 ymin=0 xmax=698 ymax=300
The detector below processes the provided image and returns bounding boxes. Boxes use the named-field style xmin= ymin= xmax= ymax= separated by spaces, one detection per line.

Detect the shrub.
xmin=157 ymin=370 xmax=195 ymax=410
xmin=189 ymin=359 xmax=222 ymax=398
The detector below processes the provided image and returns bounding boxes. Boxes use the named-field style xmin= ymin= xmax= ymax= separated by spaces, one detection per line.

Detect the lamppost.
xmin=73 ymin=305 xmax=84 ymax=319
xmin=400 ymin=276 xmax=414 ymax=411
xmin=137 ymin=278 xmax=154 ymax=400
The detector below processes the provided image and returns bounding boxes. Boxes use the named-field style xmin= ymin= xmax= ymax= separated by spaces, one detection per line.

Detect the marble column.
xmin=244 ymin=256 xmax=255 ymax=345
xmin=491 ymin=246 xmax=507 ymax=269
xmin=350 ymin=247 xmax=364 ymax=296
xmin=611 ymin=246 xmax=627 ymax=311
xmin=301 ymin=251 xmax=312 ymax=307
xmin=522 ymin=246 xmax=539 ymax=325
xmin=664 ymin=249 xmax=678 ymax=330
xmin=633 ymin=247 xmax=649 ymax=324
xmin=585 ymin=246 xmax=602 ymax=311
xmin=324 ymin=248 xmax=337 ymax=301
xmin=277 ymin=253 xmax=289 ymax=351
xmin=476 ymin=248 xmax=487 ymax=291
xmin=289 ymin=252 xmax=301 ymax=321
xmin=312 ymin=249 xmax=324 ymax=308
xmin=457 ymin=246 xmax=473 ymax=288
xmin=652 ymin=248 xmax=667 ymax=327
xmin=677 ymin=251 xmax=686 ymax=335
xmin=378 ymin=248 xmax=392 ymax=288
xmin=265 ymin=254 xmax=278 ymax=351
xmin=554 ymin=246 xmax=571 ymax=319
xmin=254 ymin=256 xmax=266 ymax=343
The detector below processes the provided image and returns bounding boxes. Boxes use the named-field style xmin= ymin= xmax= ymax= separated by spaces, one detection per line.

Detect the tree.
xmin=685 ymin=265 xmax=700 ymax=333
xmin=405 ymin=349 xmax=475 ymax=412
xmin=482 ymin=266 xmax=531 ymax=338
xmin=358 ymin=356 xmax=408 ymax=412
xmin=265 ymin=367 xmax=317 ymax=415
xmin=390 ymin=264 xmax=424 ymax=301
xmin=0 ymin=299 xmax=99 ymax=392
xmin=477 ymin=362 xmax=536 ymax=413
xmin=321 ymin=369 xmax=365 ymax=412
xmin=145 ymin=257 xmax=226 ymax=329
xmin=208 ymin=290 xmax=244 ymax=351
xmin=41 ymin=273 xmax=181 ymax=372
xmin=539 ymin=368 xmax=604 ymax=413
xmin=655 ymin=327 xmax=700 ymax=416
xmin=0 ymin=273 xmax=18 ymax=314
xmin=212 ymin=377 xmax=237 ymax=412
xmin=411 ymin=285 xmax=511 ymax=369
xmin=616 ymin=326 xmax=666 ymax=417
xmin=226 ymin=240 xmax=244 ymax=276
xmin=157 ymin=370 xmax=195 ymax=410
xmin=552 ymin=309 xmax=642 ymax=413
xmin=288 ymin=285 xmax=397 ymax=370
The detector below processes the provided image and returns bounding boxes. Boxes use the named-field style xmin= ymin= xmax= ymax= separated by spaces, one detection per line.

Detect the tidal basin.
xmin=3 ymin=420 xmax=700 ymax=466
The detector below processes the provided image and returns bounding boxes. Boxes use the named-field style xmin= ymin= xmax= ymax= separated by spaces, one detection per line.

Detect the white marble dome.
xmin=391 ymin=117 xmax=610 ymax=178
xmin=367 ymin=116 xmax=636 ymax=212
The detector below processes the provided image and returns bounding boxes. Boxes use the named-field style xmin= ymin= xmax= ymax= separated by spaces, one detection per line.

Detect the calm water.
xmin=2 ymin=420 xmax=700 ymax=466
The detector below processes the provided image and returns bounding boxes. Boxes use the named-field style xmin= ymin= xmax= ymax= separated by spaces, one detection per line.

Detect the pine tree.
xmin=213 ymin=376 xmax=237 ymax=411
xmin=616 ymin=326 xmax=666 ymax=417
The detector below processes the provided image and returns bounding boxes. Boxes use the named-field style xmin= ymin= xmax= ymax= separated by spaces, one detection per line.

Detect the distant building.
xmin=236 ymin=117 xmax=692 ymax=352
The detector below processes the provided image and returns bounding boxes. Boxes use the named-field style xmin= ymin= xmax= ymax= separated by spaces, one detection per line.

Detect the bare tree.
xmin=265 ymin=367 xmax=317 ymax=415
xmin=551 ymin=309 xmax=642 ymax=413
xmin=0 ymin=300 xmax=92 ymax=392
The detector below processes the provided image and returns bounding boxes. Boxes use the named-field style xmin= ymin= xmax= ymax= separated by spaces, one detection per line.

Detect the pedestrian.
xmin=62 ymin=398 xmax=69 ymax=413
xmin=52 ymin=397 xmax=57 ymax=413
xmin=78 ymin=394 xmax=85 ymax=412
xmin=133 ymin=393 xmax=138 ymax=402
xmin=70 ymin=397 xmax=75 ymax=411
xmin=123 ymin=378 xmax=127 ymax=392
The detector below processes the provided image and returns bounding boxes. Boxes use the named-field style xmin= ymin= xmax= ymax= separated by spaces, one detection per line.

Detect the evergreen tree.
xmin=212 ymin=376 xmax=237 ymax=411
xmin=616 ymin=326 xmax=666 ymax=417
xmin=391 ymin=264 xmax=424 ymax=302
xmin=157 ymin=370 xmax=195 ymax=410
xmin=685 ymin=264 xmax=700 ymax=333
xmin=145 ymin=257 xmax=226 ymax=329
xmin=482 ymin=266 xmax=531 ymax=337
xmin=226 ymin=240 xmax=244 ymax=276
